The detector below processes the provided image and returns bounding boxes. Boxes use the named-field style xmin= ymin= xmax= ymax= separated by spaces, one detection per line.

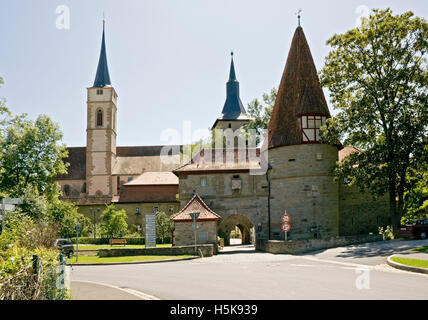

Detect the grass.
xmin=411 ymin=246 xmax=428 ymax=253
xmin=391 ymin=257 xmax=428 ymax=269
xmin=66 ymin=254 xmax=193 ymax=264
xmin=73 ymin=244 xmax=172 ymax=250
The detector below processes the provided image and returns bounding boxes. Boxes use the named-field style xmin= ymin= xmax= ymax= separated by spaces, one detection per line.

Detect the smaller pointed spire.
xmin=296 ymin=9 xmax=302 ymax=27
xmin=229 ymin=51 xmax=237 ymax=81
xmin=93 ymin=19 xmax=111 ymax=88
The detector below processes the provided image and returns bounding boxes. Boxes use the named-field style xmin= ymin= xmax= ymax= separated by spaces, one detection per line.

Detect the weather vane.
xmin=295 ymin=9 xmax=302 ymax=27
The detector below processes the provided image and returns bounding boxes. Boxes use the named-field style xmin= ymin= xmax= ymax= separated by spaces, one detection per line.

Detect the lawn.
xmin=411 ymin=246 xmax=428 ymax=253
xmin=391 ymin=257 xmax=428 ymax=269
xmin=73 ymin=244 xmax=172 ymax=250
xmin=66 ymin=254 xmax=193 ymax=264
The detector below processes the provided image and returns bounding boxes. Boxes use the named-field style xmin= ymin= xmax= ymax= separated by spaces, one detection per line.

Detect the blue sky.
xmin=0 ymin=0 xmax=426 ymax=147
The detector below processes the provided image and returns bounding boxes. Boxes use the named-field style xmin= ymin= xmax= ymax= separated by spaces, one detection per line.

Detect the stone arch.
xmin=218 ymin=213 xmax=255 ymax=245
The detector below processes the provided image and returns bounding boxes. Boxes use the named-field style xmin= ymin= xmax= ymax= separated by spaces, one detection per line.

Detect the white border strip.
xmin=71 ymin=280 xmax=160 ymax=300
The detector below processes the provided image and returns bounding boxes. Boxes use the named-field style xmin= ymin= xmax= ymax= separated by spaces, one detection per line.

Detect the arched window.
xmin=96 ymin=109 xmax=103 ymax=127
xmin=300 ymin=114 xmax=327 ymax=143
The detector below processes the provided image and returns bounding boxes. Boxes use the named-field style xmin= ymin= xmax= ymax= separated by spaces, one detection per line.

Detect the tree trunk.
xmin=389 ymin=178 xmax=398 ymax=234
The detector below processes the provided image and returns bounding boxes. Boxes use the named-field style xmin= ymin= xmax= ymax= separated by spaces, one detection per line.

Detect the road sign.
xmin=281 ymin=223 xmax=291 ymax=232
xmin=3 ymin=198 xmax=23 ymax=205
xmin=1 ymin=204 xmax=15 ymax=211
xmin=281 ymin=213 xmax=290 ymax=223
xmin=190 ymin=212 xmax=200 ymax=231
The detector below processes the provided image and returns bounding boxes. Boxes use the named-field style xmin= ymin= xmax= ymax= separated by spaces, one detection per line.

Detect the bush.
xmin=378 ymin=225 xmax=395 ymax=240
xmin=0 ymin=246 xmax=70 ymax=300
xmin=70 ymin=237 xmax=172 ymax=245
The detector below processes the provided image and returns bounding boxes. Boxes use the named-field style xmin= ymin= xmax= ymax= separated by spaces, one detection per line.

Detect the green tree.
xmin=319 ymin=9 xmax=428 ymax=233
xmin=156 ymin=211 xmax=174 ymax=243
xmin=0 ymin=112 xmax=68 ymax=195
xmin=99 ymin=205 xmax=128 ymax=239
xmin=242 ymin=88 xmax=276 ymax=146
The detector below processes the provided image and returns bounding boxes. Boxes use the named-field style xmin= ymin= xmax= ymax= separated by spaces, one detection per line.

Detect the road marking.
xmin=71 ymin=280 xmax=161 ymax=300
xmin=300 ymin=256 xmax=428 ymax=277
xmin=290 ymin=264 xmax=315 ymax=267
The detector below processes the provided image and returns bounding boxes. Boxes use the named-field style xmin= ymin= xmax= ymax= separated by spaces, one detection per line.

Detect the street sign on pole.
xmin=76 ymin=218 xmax=79 ymax=262
xmin=3 ymin=198 xmax=23 ymax=205
xmin=189 ymin=212 xmax=200 ymax=256
xmin=281 ymin=223 xmax=291 ymax=232
xmin=281 ymin=213 xmax=290 ymax=223
xmin=1 ymin=198 xmax=23 ymax=234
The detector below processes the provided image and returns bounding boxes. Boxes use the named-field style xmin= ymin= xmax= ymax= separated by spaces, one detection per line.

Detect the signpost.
xmin=189 ymin=212 xmax=200 ymax=256
xmin=145 ymin=214 xmax=156 ymax=248
xmin=1 ymin=198 xmax=22 ymax=234
xmin=281 ymin=210 xmax=291 ymax=241
xmin=76 ymin=218 xmax=80 ymax=262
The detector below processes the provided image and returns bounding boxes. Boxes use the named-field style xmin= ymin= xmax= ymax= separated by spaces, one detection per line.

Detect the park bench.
xmin=109 ymin=239 xmax=127 ymax=246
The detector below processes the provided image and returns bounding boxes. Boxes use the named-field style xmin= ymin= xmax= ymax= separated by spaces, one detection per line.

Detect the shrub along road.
xmin=70 ymin=239 xmax=428 ymax=300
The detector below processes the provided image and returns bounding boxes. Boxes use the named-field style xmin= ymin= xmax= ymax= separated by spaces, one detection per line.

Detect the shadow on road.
xmin=302 ymin=239 xmax=428 ymax=259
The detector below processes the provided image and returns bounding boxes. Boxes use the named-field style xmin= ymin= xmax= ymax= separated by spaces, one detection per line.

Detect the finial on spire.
xmin=231 ymin=51 xmax=234 ymax=57
xmin=102 ymin=12 xmax=105 ymax=24
xmin=295 ymin=9 xmax=302 ymax=27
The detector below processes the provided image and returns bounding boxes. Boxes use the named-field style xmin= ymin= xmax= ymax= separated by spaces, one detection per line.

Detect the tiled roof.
xmin=339 ymin=146 xmax=361 ymax=161
xmin=56 ymin=147 xmax=86 ymax=180
xmin=267 ymin=26 xmax=331 ymax=149
xmin=171 ymin=194 xmax=221 ymax=222
xmin=56 ymin=145 xmax=182 ymax=180
xmin=173 ymin=148 xmax=263 ymax=174
xmin=124 ymin=171 xmax=178 ymax=186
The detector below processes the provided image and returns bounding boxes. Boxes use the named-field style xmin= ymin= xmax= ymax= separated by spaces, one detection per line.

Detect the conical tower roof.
xmin=267 ymin=26 xmax=331 ymax=149
xmin=93 ymin=21 xmax=111 ymax=88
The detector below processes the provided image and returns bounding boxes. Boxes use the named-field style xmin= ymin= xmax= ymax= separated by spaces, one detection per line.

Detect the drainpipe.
xmin=266 ymin=166 xmax=272 ymax=240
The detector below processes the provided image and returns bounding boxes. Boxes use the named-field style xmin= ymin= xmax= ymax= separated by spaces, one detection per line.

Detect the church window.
xmin=96 ymin=109 xmax=103 ymax=127
xmin=96 ymin=89 xmax=103 ymax=95
xmin=200 ymin=178 xmax=206 ymax=187
xmin=300 ymin=115 xmax=326 ymax=143
xmin=169 ymin=206 xmax=174 ymax=214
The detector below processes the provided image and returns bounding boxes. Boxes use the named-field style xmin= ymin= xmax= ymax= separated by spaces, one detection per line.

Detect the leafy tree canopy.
xmin=319 ymin=8 xmax=428 ymax=231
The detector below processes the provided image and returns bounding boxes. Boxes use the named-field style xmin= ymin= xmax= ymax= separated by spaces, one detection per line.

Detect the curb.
xmin=71 ymin=280 xmax=160 ymax=300
xmin=67 ymin=256 xmax=199 ymax=266
xmin=386 ymin=255 xmax=428 ymax=275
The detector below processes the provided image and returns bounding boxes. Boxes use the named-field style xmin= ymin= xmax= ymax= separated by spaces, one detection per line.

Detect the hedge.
xmin=70 ymin=237 xmax=171 ymax=245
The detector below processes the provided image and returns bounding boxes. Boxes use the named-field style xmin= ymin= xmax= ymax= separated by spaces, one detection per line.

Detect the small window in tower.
xmin=300 ymin=114 xmax=325 ymax=143
xmin=169 ymin=206 xmax=174 ymax=214
xmin=200 ymin=178 xmax=207 ymax=187
xmin=228 ymin=123 xmax=232 ymax=128
xmin=97 ymin=89 xmax=103 ymax=95
xmin=96 ymin=109 xmax=103 ymax=127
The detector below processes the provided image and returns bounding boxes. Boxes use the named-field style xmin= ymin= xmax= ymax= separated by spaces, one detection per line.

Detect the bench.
xmin=109 ymin=239 xmax=127 ymax=246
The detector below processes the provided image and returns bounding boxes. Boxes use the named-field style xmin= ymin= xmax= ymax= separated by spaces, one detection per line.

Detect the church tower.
xmin=265 ymin=24 xmax=340 ymax=240
xmin=86 ymin=20 xmax=118 ymax=199
xmin=212 ymin=53 xmax=250 ymax=131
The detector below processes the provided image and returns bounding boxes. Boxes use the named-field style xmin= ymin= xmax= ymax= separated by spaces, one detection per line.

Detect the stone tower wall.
xmin=267 ymin=144 xmax=339 ymax=240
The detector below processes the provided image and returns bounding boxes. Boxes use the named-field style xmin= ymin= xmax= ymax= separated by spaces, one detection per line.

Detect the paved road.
xmin=70 ymin=239 xmax=428 ymax=300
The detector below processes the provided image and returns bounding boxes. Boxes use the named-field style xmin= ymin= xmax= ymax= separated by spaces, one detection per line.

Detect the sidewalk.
xmin=70 ymin=280 xmax=159 ymax=300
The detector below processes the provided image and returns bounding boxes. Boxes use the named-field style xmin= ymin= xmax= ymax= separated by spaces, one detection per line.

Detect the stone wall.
xmin=267 ymin=144 xmax=339 ymax=240
xmin=173 ymin=221 xmax=218 ymax=247
xmin=338 ymin=182 xmax=389 ymax=236
xmin=178 ymin=173 xmax=269 ymax=240
xmin=256 ymin=234 xmax=382 ymax=254
xmin=98 ymin=244 xmax=215 ymax=257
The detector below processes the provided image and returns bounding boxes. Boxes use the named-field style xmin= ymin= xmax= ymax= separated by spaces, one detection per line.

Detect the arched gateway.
xmin=218 ymin=213 xmax=255 ymax=245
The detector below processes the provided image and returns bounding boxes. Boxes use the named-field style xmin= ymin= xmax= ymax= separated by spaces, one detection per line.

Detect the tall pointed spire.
xmin=93 ymin=20 xmax=111 ymax=88
xmin=220 ymin=52 xmax=246 ymax=119
xmin=267 ymin=26 xmax=331 ymax=149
